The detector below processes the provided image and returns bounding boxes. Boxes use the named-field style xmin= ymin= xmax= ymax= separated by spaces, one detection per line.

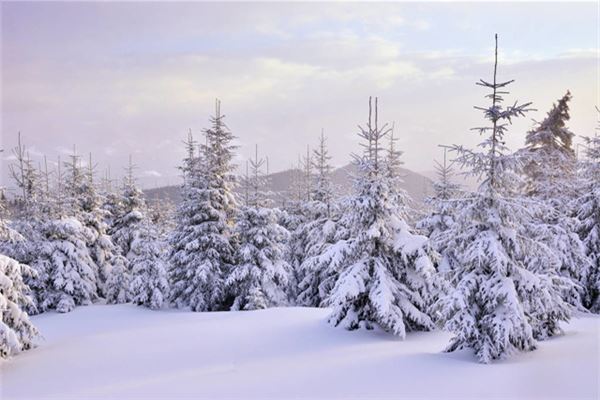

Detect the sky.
xmin=1 ymin=1 xmax=598 ymax=190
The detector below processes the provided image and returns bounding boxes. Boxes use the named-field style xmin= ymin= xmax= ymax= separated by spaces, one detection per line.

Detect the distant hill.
xmin=144 ymin=164 xmax=433 ymax=206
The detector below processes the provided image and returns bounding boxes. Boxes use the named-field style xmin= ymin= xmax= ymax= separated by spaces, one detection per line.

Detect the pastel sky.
xmin=1 ymin=1 xmax=598 ymax=189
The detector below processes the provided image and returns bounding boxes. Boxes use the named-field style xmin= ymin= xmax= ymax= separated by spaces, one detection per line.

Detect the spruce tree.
xmin=105 ymin=158 xmax=146 ymax=304
xmin=226 ymin=146 xmax=291 ymax=310
xmin=518 ymin=93 xmax=591 ymax=310
xmin=575 ymin=120 xmax=600 ymax=312
xmin=8 ymin=146 xmax=99 ymax=313
xmin=0 ymin=254 xmax=39 ymax=359
xmin=169 ymin=101 xmax=237 ymax=311
xmin=34 ymin=216 xmax=98 ymax=312
xmin=417 ymin=148 xmax=462 ymax=274
xmin=297 ymin=132 xmax=345 ymax=307
xmin=3 ymin=134 xmax=43 ymax=271
xmin=433 ymin=35 xmax=571 ymax=363
xmin=129 ymin=219 xmax=169 ymax=310
xmin=111 ymin=157 xmax=147 ymax=259
xmin=65 ymin=152 xmax=126 ymax=298
xmin=326 ymin=97 xmax=438 ymax=338
xmin=522 ymin=91 xmax=577 ymax=202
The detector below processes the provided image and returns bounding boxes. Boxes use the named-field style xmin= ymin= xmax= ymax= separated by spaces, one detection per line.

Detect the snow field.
xmin=2 ymin=304 xmax=598 ymax=400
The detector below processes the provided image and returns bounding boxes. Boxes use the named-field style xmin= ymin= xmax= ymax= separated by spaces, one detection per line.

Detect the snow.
xmin=2 ymin=304 xmax=599 ymax=399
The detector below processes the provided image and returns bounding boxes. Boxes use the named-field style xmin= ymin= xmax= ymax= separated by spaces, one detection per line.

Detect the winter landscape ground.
xmin=2 ymin=304 xmax=599 ymax=400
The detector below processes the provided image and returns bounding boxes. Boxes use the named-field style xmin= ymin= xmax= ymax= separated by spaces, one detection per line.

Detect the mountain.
xmin=144 ymin=164 xmax=433 ymax=206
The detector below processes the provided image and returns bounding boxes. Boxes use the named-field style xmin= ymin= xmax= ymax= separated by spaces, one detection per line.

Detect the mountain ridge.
xmin=144 ymin=163 xmax=433 ymax=206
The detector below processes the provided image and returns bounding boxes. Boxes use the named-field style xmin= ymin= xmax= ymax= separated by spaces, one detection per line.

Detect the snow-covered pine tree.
xmin=148 ymin=197 xmax=175 ymax=243
xmin=2 ymin=134 xmax=43 ymax=268
xmin=35 ymin=155 xmax=100 ymax=312
xmin=4 ymin=141 xmax=98 ymax=314
xmin=105 ymin=157 xmax=146 ymax=304
xmin=226 ymin=146 xmax=290 ymax=310
xmin=417 ymin=148 xmax=462 ymax=274
xmin=100 ymin=169 xmax=123 ymax=232
xmin=575 ymin=114 xmax=600 ymax=312
xmin=312 ymin=131 xmax=334 ymax=217
xmin=297 ymin=131 xmax=345 ymax=307
xmin=521 ymin=91 xmax=577 ymax=203
xmin=110 ymin=156 xmax=147 ymax=258
xmin=433 ymin=35 xmax=571 ymax=363
xmin=7 ymin=153 xmax=56 ymax=314
xmin=326 ymin=97 xmax=438 ymax=338
xmin=169 ymin=101 xmax=237 ymax=311
xmin=517 ymin=93 xmax=591 ymax=310
xmin=65 ymin=152 xmax=127 ymax=298
xmin=34 ymin=213 xmax=98 ymax=312
xmin=129 ymin=219 xmax=169 ymax=310
xmin=0 ymin=254 xmax=38 ymax=359
xmin=285 ymin=146 xmax=322 ymax=303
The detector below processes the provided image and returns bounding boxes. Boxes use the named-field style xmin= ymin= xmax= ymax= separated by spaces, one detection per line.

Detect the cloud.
xmin=1 ymin=1 xmax=596 ymax=189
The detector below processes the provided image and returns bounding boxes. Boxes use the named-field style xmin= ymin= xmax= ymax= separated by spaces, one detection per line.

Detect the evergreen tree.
xmin=575 ymin=120 xmax=600 ymax=312
xmin=34 ymin=216 xmax=98 ymax=313
xmin=105 ymin=158 xmax=146 ymax=304
xmin=433 ymin=35 xmax=571 ymax=363
xmin=0 ymin=254 xmax=39 ymax=359
xmin=2 ymin=134 xmax=44 ymax=270
xmin=101 ymin=191 xmax=123 ymax=232
xmin=297 ymin=131 xmax=345 ymax=307
xmin=226 ymin=146 xmax=291 ymax=310
xmin=65 ymin=152 xmax=126 ymax=298
xmin=417 ymin=148 xmax=462 ymax=273
xmin=326 ymin=97 xmax=438 ymax=338
xmin=169 ymin=101 xmax=237 ymax=311
xmin=518 ymin=93 xmax=591 ymax=310
xmin=7 ymin=145 xmax=99 ymax=313
xmin=521 ymin=91 xmax=577 ymax=203
xmin=111 ymin=157 xmax=147 ymax=258
xmin=129 ymin=219 xmax=169 ymax=310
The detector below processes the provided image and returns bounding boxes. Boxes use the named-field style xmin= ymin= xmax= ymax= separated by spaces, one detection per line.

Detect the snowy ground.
xmin=1 ymin=305 xmax=599 ymax=400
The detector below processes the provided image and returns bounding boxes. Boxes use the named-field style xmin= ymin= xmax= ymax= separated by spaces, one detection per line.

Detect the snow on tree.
xmin=516 ymin=93 xmax=592 ymax=310
xmin=417 ymin=148 xmax=461 ymax=239
xmin=169 ymin=101 xmax=237 ymax=312
xmin=297 ymin=131 xmax=346 ymax=307
xmin=433 ymin=35 xmax=571 ymax=363
xmin=326 ymin=97 xmax=438 ymax=338
xmin=0 ymin=254 xmax=38 ymax=359
xmin=33 ymin=216 xmax=98 ymax=313
xmin=3 ymin=141 xmax=98 ymax=314
xmin=110 ymin=157 xmax=147 ymax=259
xmin=226 ymin=146 xmax=291 ymax=310
xmin=105 ymin=157 xmax=149 ymax=304
xmin=64 ymin=151 xmax=127 ymax=298
xmin=148 ymin=197 xmax=175 ymax=242
xmin=521 ymin=91 xmax=577 ymax=203
xmin=129 ymin=220 xmax=169 ymax=310
xmin=1 ymin=134 xmax=44 ymax=269
xmin=417 ymin=148 xmax=462 ymax=274
xmin=311 ymin=130 xmax=334 ymax=217
xmin=101 ymin=190 xmax=123 ymax=232
xmin=575 ymin=116 xmax=600 ymax=312
xmin=296 ymin=214 xmax=346 ymax=307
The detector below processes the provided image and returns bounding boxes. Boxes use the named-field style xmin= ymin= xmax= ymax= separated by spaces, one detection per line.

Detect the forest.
xmin=1 ymin=35 xmax=599 ymax=373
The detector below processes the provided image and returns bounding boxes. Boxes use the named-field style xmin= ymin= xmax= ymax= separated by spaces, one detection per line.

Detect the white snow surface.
xmin=1 ymin=304 xmax=599 ymax=399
